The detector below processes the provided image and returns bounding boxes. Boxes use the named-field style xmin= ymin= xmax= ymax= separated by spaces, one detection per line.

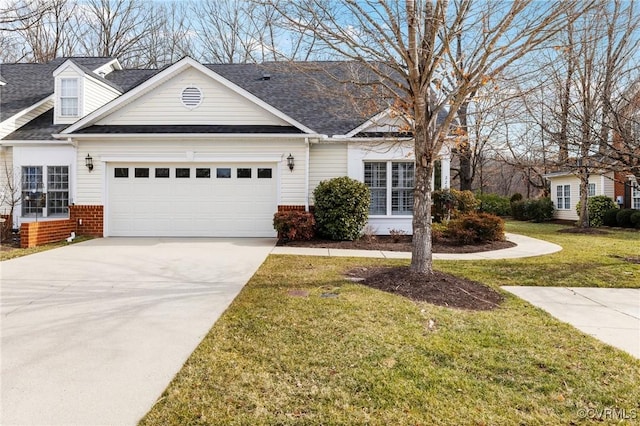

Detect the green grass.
xmin=141 ymin=223 xmax=640 ymax=425
xmin=436 ymin=221 xmax=639 ymax=289
xmin=0 ymin=235 xmax=92 ymax=261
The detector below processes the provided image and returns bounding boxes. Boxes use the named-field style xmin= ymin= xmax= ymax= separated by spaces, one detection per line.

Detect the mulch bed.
xmin=278 ymin=235 xmax=515 ymax=253
xmin=345 ymin=266 xmax=503 ymax=311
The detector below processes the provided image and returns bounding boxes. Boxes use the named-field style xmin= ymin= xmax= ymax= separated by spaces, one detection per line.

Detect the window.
xmin=364 ymin=162 xmax=386 ymax=215
xmin=216 ymin=168 xmax=231 ymax=178
xmin=556 ymin=185 xmax=571 ymax=210
xmin=196 ymin=168 xmax=211 ymax=178
xmin=47 ymin=166 xmax=69 ymax=216
xmin=632 ymin=184 xmax=640 ymax=210
xmin=134 ymin=168 xmax=149 ymax=178
xmin=588 ymin=183 xmax=596 ymax=197
xmin=364 ymin=161 xmax=414 ymax=216
xmin=22 ymin=166 xmax=43 ymax=216
xmin=237 ymin=168 xmax=252 ymax=178
xmin=60 ymin=78 xmax=79 ymax=116
xmin=176 ymin=168 xmax=190 ymax=178
xmin=392 ymin=163 xmax=414 ymax=215
xmin=257 ymin=168 xmax=272 ymax=178
xmin=155 ymin=168 xmax=169 ymax=178
xmin=114 ymin=168 xmax=129 ymax=178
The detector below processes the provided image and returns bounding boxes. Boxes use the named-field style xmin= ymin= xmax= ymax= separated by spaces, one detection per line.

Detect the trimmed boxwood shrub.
xmin=603 ymin=208 xmax=620 ymax=227
xmin=445 ymin=212 xmax=505 ymax=244
xmin=477 ymin=193 xmax=511 ymax=216
xmin=575 ymin=195 xmax=617 ymax=227
xmin=313 ymin=176 xmax=370 ymax=240
xmin=511 ymin=198 xmax=554 ymax=222
xmin=510 ymin=193 xmax=523 ymax=203
xmin=511 ymin=200 xmax=527 ymax=220
xmin=631 ymin=211 xmax=640 ymax=229
xmin=273 ymin=210 xmax=315 ymax=241
xmin=432 ymin=189 xmax=480 ymax=222
xmin=616 ymin=208 xmax=636 ymax=228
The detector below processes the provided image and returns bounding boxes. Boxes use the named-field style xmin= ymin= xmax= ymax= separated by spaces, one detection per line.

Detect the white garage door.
xmin=107 ymin=163 xmax=278 ymax=237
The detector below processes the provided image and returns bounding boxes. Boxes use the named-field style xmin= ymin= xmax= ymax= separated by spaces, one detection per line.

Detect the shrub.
xmin=631 ymin=211 xmax=640 ymax=229
xmin=445 ymin=213 xmax=505 ymax=244
xmin=432 ymin=189 xmax=480 ymax=222
xmin=477 ymin=193 xmax=511 ymax=216
xmin=431 ymin=222 xmax=447 ymax=243
xmin=602 ymin=208 xmax=620 ymax=227
xmin=510 ymin=193 xmax=523 ymax=203
xmin=313 ymin=176 xmax=370 ymax=240
xmin=575 ymin=196 xmax=617 ymax=227
xmin=388 ymin=228 xmax=408 ymax=243
xmin=273 ymin=210 xmax=315 ymax=241
xmin=616 ymin=208 xmax=636 ymax=228
xmin=510 ymin=200 xmax=527 ymax=220
xmin=525 ymin=198 xmax=555 ymax=223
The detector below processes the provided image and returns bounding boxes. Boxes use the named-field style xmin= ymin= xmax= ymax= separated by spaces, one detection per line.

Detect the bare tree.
xmin=270 ymin=0 xmax=576 ymax=274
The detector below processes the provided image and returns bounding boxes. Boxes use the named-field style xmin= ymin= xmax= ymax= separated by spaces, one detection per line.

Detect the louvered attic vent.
xmin=181 ymin=86 xmax=202 ymax=109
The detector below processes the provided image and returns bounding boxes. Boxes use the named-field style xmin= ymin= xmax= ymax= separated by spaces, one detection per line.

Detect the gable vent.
xmin=181 ymin=86 xmax=203 ymax=109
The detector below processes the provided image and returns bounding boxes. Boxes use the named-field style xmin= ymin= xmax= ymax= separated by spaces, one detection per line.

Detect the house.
xmin=544 ymin=166 xmax=637 ymax=221
xmin=0 ymin=57 xmax=453 ymax=247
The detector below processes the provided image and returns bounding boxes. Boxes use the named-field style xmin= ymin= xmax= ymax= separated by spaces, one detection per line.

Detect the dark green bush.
xmin=525 ymin=198 xmax=555 ymax=223
xmin=575 ymin=196 xmax=617 ymax=227
xmin=510 ymin=193 xmax=523 ymax=203
xmin=313 ymin=176 xmax=370 ymax=240
xmin=273 ymin=210 xmax=315 ymax=241
xmin=511 ymin=198 xmax=554 ymax=222
xmin=603 ymin=208 xmax=620 ymax=227
xmin=477 ymin=193 xmax=511 ymax=216
xmin=432 ymin=189 xmax=480 ymax=222
xmin=445 ymin=213 xmax=505 ymax=244
xmin=630 ymin=211 xmax=640 ymax=229
xmin=616 ymin=209 xmax=636 ymax=228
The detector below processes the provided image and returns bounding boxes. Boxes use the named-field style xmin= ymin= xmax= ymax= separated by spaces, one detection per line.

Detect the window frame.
xmin=60 ymin=78 xmax=79 ymax=117
xmin=587 ymin=183 xmax=596 ymax=197
xmin=556 ymin=184 xmax=571 ymax=210
xmin=632 ymin=184 xmax=640 ymax=210
xmin=46 ymin=166 xmax=69 ymax=216
xmin=21 ymin=165 xmax=70 ymax=218
xmin=364 ymin=161 xmax=415 ymax=216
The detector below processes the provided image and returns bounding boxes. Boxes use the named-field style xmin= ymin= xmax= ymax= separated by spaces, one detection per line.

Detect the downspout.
xmin=304 ymin=137 xmax=310 ymax=212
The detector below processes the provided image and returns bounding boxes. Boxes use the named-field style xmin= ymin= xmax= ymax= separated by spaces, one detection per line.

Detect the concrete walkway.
xmin=1 ymin=238 xmax=275 ymax=426
xmin=502 ymin=287 xmax=640 ymax=359
xmin=271 ymin=232 xmax=562 ymax=260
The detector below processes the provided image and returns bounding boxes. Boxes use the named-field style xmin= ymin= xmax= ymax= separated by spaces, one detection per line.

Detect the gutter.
xmin=305 ymin=137 xmax=310 ymax=212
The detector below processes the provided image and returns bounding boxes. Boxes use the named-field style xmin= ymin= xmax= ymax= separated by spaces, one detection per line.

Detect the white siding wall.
xmin=308 ymin=143 xmax=347 ymax=202
xmin=75 ymin=138 xmax=307 ymax=206
xmin=0 ymin=99 xmax=53 ymax=139
xmin=96 ymin=68 xmax=290 ymax=126
xmin=0 ymin=146 xmax=14 ymax=214
xmin=83 ymin=76 xmax=120 ymax=116
xmin=602 ymin=172 xmax=615 ymax=199
xmin=550 ymin=173 xmax=618 ymax=221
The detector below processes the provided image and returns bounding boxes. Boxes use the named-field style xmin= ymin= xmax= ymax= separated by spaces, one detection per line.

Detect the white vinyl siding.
xmin=83 ymin=75 xmax=120 ymax=115
xmin=96 ymin=67 xmax=290 ymax=126
xmin=0 ymin=147 xmax=14 ymax=212
xmin=0 ymin=98 xmax=53 ymax=140
xmin=308 ymin=143 xmax=347 ymax=200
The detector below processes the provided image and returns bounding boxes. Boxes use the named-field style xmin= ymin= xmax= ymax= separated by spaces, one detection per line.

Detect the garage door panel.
xmin=108 ymin=163 xmax=278 ymax=237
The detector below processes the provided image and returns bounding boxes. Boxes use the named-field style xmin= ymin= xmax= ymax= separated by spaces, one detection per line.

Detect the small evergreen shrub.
xmin=510 ymin=193 xmax=523 ymax=203
xmin=432 ymin=189 xmax=479 ymax=222
xmin=511 ymin=200 xmax=527 ymax=220
xmin=616 ymin=208 xmax=636 ymax=228
xmin=445 ymin=213 xmax=505 ymax=244
xmin=273 ymin=210 xmax=315 ymax=241
xmin=525 ymin=198 xmax=555 ymax=222
xmin=431 ymin=222 xmax=447 ymax=243
xmin=630 ymin=211 xmax=640 ymax=229
xmin=477 ymin=193 xmax=511 ymax=216
xmin=602 ymin=208 xmax=620 ymax=227
xmin=575 ymin=196 xmax=617 ymax=227
xmin=313 ymin=177 xmax=370 ymax=240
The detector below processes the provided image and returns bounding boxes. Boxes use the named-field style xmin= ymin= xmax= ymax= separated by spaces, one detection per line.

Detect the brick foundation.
xmin=278 ymin=205 xmax=307 ymax=212
xmin=19 ymin=205 xmax=104 ymax=248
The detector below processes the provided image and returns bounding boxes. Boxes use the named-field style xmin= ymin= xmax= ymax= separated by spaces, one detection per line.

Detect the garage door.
xmin=107 ymin=163 xmax=278 ymax=237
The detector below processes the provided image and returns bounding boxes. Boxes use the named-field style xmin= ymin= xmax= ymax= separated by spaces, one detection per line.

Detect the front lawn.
xmin=141 ymin=223 xmax=640 ymax=425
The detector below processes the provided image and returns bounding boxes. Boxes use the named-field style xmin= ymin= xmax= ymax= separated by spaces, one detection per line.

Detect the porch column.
xmin=440 ymin=155 xmax=451 ymax=189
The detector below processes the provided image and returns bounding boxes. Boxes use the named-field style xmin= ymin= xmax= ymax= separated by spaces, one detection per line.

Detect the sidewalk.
xmin=270 ymin=233 xmax=562 ymax=260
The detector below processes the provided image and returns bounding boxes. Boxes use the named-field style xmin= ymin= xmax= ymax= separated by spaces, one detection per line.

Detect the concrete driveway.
xmin=503 ymin=286 xmax=640 ymax=359
xmin=1 ymin=237 xmax=275 ymax=426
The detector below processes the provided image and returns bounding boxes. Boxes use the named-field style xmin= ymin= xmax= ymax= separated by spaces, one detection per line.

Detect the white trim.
xmin=338 ymin=108 xmax=414 ymax=138
xmin=61 ymin=57 xmax=316 ymax=135
xmin=54 ymin=133 xmax=321 ymax=140
xmin=100 ymin=155 xmax=284 ymax=163
xmin=0 ymin=140 xmax=73 ymax=146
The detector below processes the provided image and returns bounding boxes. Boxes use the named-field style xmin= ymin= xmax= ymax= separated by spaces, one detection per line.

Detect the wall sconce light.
xmin=287 ymin=153 xmax=295 ymax=172
xmin=85 ymin=154 xmax=94 ymax=171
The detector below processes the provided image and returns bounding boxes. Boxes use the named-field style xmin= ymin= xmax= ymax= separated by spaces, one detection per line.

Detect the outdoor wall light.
xmin=287 ymin=153 xmax=295 ymax=172
xmin=85 ymin=154 xmax=94 ymax=171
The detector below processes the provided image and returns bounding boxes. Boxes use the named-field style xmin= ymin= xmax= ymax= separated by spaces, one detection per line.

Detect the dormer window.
xmin=60 ymin=78 xmax=79 ymax=116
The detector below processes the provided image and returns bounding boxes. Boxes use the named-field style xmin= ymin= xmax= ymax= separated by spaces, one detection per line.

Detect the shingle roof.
xmin=3 ymin=109 xmax=66 ymax=140
xmin=0 ymin=57 xmax=116 ymax=122
xmin=74 ymin=124 xmax=304 ymax=134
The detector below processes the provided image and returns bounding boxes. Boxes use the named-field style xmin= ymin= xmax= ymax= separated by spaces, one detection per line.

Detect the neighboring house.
xmin=0 ymin=57 xmax=452 ymax=245
xmin=544 ymin=167 xmax=636 ymax=221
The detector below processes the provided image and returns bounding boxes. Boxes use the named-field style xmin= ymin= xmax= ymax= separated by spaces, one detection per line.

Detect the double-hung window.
xmin=60 ymin=78 xmax=79 ymax=116
xmin=21 ymin=166 xmax=69 ymax=217
xmin=364 ymin=161 xmax=414 ymax=215
xmin=588 ymin=183 xmax=596 ymax=197
xmin=556 ymin=184 xmax=571 ymax=210
xmin=632 ymin=184 xmax=640 ymax=210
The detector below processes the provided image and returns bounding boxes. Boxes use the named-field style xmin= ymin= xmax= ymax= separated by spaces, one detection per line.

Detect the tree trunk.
xmin=457 ymin=102 xmax=472 ymax=190
xmin=578 ymin=171 xmax=589 ymax=228
xmin=410 ymin=126 xmax=434 ymax=274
